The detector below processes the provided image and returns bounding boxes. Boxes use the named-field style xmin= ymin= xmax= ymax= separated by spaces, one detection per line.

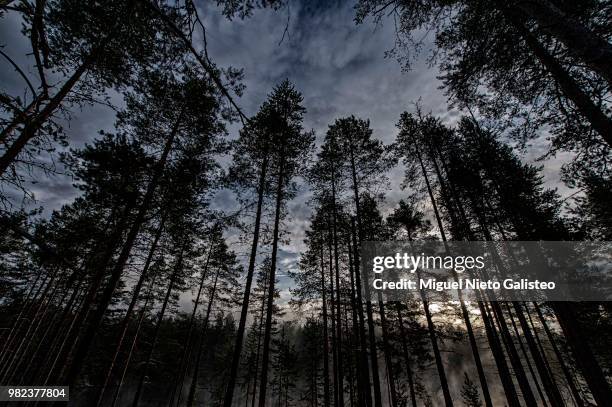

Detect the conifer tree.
xmin=460 ymin=373 xmax=483 ymax=407
xmin=355 ymin=0 xmax=612 ymax=154
xmin=256 ymin=80 xmax=314 ymax=407
xmin=325 ymin=116 xmax=393 ymax=407
xmin=184 ymin=233 xmax=241 ymax=406
xmin=224 ymin=80 xmax=314 ymax=407
xmin=0 ymin=0 xmax=187 ymax=179
xmin=51 ymin=65 xmax=228 ymax=389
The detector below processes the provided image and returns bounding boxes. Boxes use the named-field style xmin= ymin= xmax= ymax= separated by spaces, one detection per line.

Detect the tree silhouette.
xmin=1 ymin=3 xmax=611 ymax=406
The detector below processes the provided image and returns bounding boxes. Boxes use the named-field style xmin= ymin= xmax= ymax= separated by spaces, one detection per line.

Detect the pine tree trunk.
xmin=343 ymin=303 xmax=356 ymax=407
xmin=62 ymin=107 xmax=185 ymax=387
xmin=412 ymin=142 xmax=453 ymax=406
xmin=483 ymin=237 xmax=564 ymax=406
xmin=320 ymin=245 xmax=332 ymax=407
xmin=504 ymin=303 xmax=548 ymax=405
xmin=468 ymin=204 xmax=537 ymax=406
xmin=483 ymin=153 xmax=612 ymax=406
xmin=395 ymin=304 xmax=417 ymax=407
xmin=0 ymin=266 xmax=45 ymax=360
xmin=512 ymin=0 xmax=612 ymax=87
xmin=47 ymin=196 xmax=135 ymax=385
xmin=258 ymin=152 xmax=285 ymax=407
xmin=480 ymin=301 xmax=521 ymax=406
xmin=251 ymin=266 xmax=271 ymax=407
xmin=347 ymin=236 xmax=367 ymax=407
xmin=377 ymin=298 xmax=398 ymax=407
xmin=534 ymin=303 xmax=585 ymax=407
xmin=42 ymin=286 xmax=88 ymax=386
xmin=0 ymin=270 xmax=50 ymax=369
xmin=416 ymin=266 xmax=454 ymax=407
xmin=312 ymin=345 xmax=318 ymax=407
xmin=31 ymin=279 xmax=84 ymax=384
xmin=426 ymin=143 xmax=494 ymax=407
xmin=95 ymin=214 xmax=167 ymax=407
xmin=45 ymin=179 xmax=131 ymax=385
xmin=18 ymin=280 xmax=75 ymax=385
xmin=502 ymin=6 xmax=612 ymax=147
xmin=187 ymin=265 xmax=221 ymax=407
xmin=170 ymin=244 xmax=213 ymax=407
xmin=132 ymin=244 xmax=185 ymax=407
xmin=347 ymin=141 xmax=383 ymax=407
xmin=525 ymin=304 xmax=564 ymax=403
xmin=450 ymin=135 xmax=556 ymax=406
xmin=489 ymin=300 xmax=541 ymax=405
xmin=7 ymin=276 xmax=63 ymax=385
xmin=0 ymin=60 xmax=90 ymax=176
xmin=350 ymin=218 xmax=373 ymax=407
xmin=327 ymin=230 xmax=339 ymax=407
xmin=110 ymin=271 xmax=160 ymax=407
xmin=224 ymin=154 xmax=269 ymax=407
xmin=330 ymin=166 xmax=345 ymax=407
xmin=424 ymin=139 xmax=532 ymax=407
xmin=0 ymin=269 xmax=59 ymax=383
xmin=511 ymin=301 xmax=564 ymax=405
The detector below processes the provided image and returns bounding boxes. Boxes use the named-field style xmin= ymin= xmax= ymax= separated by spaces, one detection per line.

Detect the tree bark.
xmin=412 ymin=142 xmax=453 ymax=406
xmin=330 ymin=163 xmax=345 ymax=407
xmin=170 ymin=243 xmax=212 ymax=407
xmin=17 ymin=282 xmax=74 ymax=385
xmin=395 ymin=304 xmax=417 ymax=407
xmin=467 ymin=201 xmax=537 ymax=406
xmin=251 ymin=264 xmax=271 ymax=407
xmin=31 ymin=280 xmax=84 ymax=384
xmin=0 ymin=270 xmax=48 ymax=366
xmin=504 ymin=303 xmax=549 ymax=406
xmin=513 ymin=0 xmax=612 ymax=87
xmin=347 ymin=235 xmax=367 ymax=407
xmin=480 ymin=301 xmax=521 ymax=406
xmin=0 ymin=44 xmax=103 ymax=176
xmin=0 ymin=270 xmax=60 ymax=384
xmin=511 ymin=302 xmax=563 ymax=405
xmin=534 ymin=303 xmax=585 ymax=407
xmin=95 ymin=214 xmax=167 ymax=407
xmin=347 ymin=138 xmax=383 ymax=407
xmin=426 ymin=142 xmax=495 ymax=407
xmin=132 ymin=244 xmax=185 ymax=407
xmin=377 ymin=298 xmax=397 ymax=407
xmin=480 ymin=132 xmax=612 ymax=406
xmin=320 ymin=245 xmax=332 ymax=407
xmin=503 ymin=6 xmax=612 ymax=147
xmin=110 ymin=271 xmax=159 ymax=407
xmin=224 ymin=154 xmax=269 ymax=407
xmin=327 ymin=228 xmax=339 ymax=407
xmin=258 ymin=152 xmax=285 ymax=407
xmin=186 ymin=265 xmax=221 ymax=407
xmin=62 ymin=107 xmax=185 ymax=387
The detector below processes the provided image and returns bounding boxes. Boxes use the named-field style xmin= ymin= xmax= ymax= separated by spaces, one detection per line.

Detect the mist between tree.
xmin=362 ymin=241 xmax=612 ymax=302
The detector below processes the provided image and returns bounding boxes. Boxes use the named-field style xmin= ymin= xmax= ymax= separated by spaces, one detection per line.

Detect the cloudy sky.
xmin=193 ymin=0 xmax=572 ymax=299
xmin=199 ymin=0 xmax=455 ymax=291
xmin=1 ymin=0 xmax=571 ymax=301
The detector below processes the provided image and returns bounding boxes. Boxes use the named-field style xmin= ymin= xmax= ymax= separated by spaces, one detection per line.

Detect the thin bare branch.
xmin=30 ymin=0 xmax=49 ymax=94
xmin=141 ymin=0 xmax=249 ymax=125
xmin=0 ymin=48 xmax=38 ymax=97
xmin=278 ymin=2 xmax=291 ymax=46
xmin=185 ymin=0 xmax=211 ymax=62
